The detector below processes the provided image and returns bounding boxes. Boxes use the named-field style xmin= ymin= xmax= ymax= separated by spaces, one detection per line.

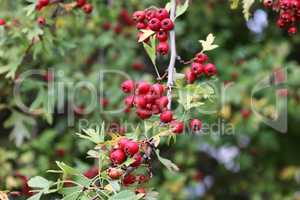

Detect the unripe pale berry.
xmin=160 ymin=110 xmax=173 ymax=123
xmin=107 ymin=168 xmax=123 ymax=180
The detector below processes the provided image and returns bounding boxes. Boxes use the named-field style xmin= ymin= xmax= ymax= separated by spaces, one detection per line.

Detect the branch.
xmin=167 ymin=0 xmax=177 ymax=110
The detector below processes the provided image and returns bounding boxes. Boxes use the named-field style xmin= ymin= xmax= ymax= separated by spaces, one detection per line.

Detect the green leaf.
xmin=199 ymin=33 xmax=219 ymax=52
xmin=138 ymin=29 xmax=155 ymax=43
xmin=109 ymin=190 xmax=139 ymax=200
xmin=28 ymin=176 xmax=52 ymax=189
xmin=175 ymin=0 xmax=189 ymax=19
xmin=143 ymin=37 xmax=157 ymax=69
xmin=155 ymin=149 xmax=179 ymax=172
xmin=243 ymin=0 xmax=255 ymax=20
xmin=56 ymin=162 xmax=79 ymax=175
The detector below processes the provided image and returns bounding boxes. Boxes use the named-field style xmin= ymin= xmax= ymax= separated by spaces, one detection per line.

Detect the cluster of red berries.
xmin=132 ymin=8 xmax=174 ymax=55
xmin=108 ymin=138 xmax=148 ymax=186
xmin=264 ymin=0 xmax=299 ymax=34
xmin=185 ymin=52 xmax=217 ymax=84
xmin=36 ymin=0 xmax=93 ymax=14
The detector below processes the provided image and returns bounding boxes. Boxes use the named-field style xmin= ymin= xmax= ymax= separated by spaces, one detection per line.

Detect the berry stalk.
xmin=167 ymin=0 xmax=177 ymax=110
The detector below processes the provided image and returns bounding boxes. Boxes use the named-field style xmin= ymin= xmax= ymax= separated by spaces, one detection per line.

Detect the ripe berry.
xmin=132 ymin=62 xmax=144 ymax=70
xmin=124 ymin=95 xmax=134 ymax=107
xmin=191 ymin=62 xmax=204 ymax=76
xmin=161 ymin=18 xmax=174 ymax=31
xmin=82 ymin=3 xmax=93 ymax=14
xmin=37 ymin=16 xmax=46 ymax=26
xmin=150 ymin=83 xmax=165 ymax=97
xmin=107 ymin=168 xmax=123 ymax=180
xmin=148 ymin=18 xmax=161 ymax=31
xmin=135 ymin=188 xmax=146 ymax=195
xmin=134 ymin=96 xmax=147 ymax=108
xmin=121 ymin=80 xmax=135 ymax=93
xmin=124 ymin=141 xmax=139 ymax=156
xmin=171 ymin=121 xmax=184 ymax=134
xmin=288 ymin=26 xmax=297 ymax=35
xmin=123 ymin=174 xmax=136 ymax=186
xmin=132 ymin=11 xmax=145 ymax=22
xmin=155 ymin=96 xmax=169 ymax=109
xmin=131 ymin=153 xmax=143 ymax=167
xmin=241 ymin=109 xmax=251 ymax=119
xmin=39 ymin=0 xmax=49 ymax=7
xmin=204 ymin=63 xmax=217 ymax=76
xmin=84 ymin=166 xmax=98 ymax=179
xmin=156 ymin=31 xmax=168 ymax=42
xmin=195 ymin=53 xmax=208 ymax=63
xmin=76 ymin=0 xmax=86 ymax=7
xmin=263 ymin=0 xmax=273 ymax=8
xmin=145 ymin=9 xmax=157 ymax=20
xmin=136 ymin=22 xmax=147 ymax=29
xmin=185 ymin=70 xmax=196 ymax=84
xmin=137 ymin=81 xmax=151 ymax=95
xmin=118 ymin=138 xmax=130 ymax=150
xmin=156 ymin=42 xmax=169 ymax=55
xmin=136 ymin=108 xmax=152 ymax=119
xmin=100 ymin=98 xmax=109 ymax=107
xmin=190 ymin=119 xmax=202 ymax=133
xmin=276 ymin=18 xmax=285 ymax=28
xmin=160 ymin=110 xmax=173 ymax=123
xmin=0 ymin=19 xmax=6 ymax=26
xmin=157 ymin=9 xmax=169 ymax=20
xmin=145 ymin=93 xmax=156 ymax=104
xmin=110 ymin=149 xmax=126 ymax=165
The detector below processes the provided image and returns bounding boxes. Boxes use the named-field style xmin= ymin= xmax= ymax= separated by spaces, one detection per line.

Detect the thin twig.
xmin=167 ymin=0 xmax=177 ymax=110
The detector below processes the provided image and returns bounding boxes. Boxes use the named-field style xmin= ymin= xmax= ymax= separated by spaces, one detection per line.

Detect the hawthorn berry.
xmin=37 ymin=16 xmax=46 ymax=26
xmin=157 ymin=8 xmax=169 ymax=20
xmin=110 ymin=149 xmax=126 ymax=164
xmin=124 ymin=95 xmax=134 ymax=107
xmin=288 ymin=26 xmax=297 ymax=34
xmin=204 ymin=63 xmax=217 ymax=76
xmin=191 ymin=62 xmax=204 ymax=76
xmin=161 ymin=18 xmax=174 ymax=31
xmin=135 ymin=188 xmax=146 ymax=195
xmin=84 ymin=166 xmax=98 ymax=179
xmin=263 ymin=0 xmax=273 ymax=7
xmin=241 ymin=109 xmax=251 ymax=119
xmin=0 ymin=19 xmax=6 ymax=26
xmin=276 ymin=18 xmax=285 ymax=28
xmin=145 ymin=9 xmax=157 ymax=20
xmin=123 ymin=174 xmax=136 ymax=186
xmin=132 ymin=62 xmax=144 ymax=70
xmin=190 ymin=119 xmax=202 ymax=133
xmin=156 ymin=42 xmax=169 ymax=55
xmin=155 ymin=96 xmax=169 ymax=109
xmin=134 ymin=96 xmax=147 ymax=108
xmin=121 ymin=80 xmax=135 ymax=93
xmin=136 ymin=108 xmax=152 ymax=119
xmin=100 ymin=98 xmax=109 ymax=107
xmin=131 ymin=153 xmax=143 ymax=167
xmin=132 ymin=11 xmax=145 ymax=23
xmin=171 ymin=121 xmax=184 ymax=134
xmin=107 ymin=168 xmax=123 ymax=180
xmin=150 ymin=83 xmax=165 ymax=97
xmin=136 ymin=22 xmax=147 ymax=29
xmin=124 ymin=140 xmax=139 ymax=156
xmin=156 ymin=31 xmax=169 ymax=42
xmin=160 ymin=110 xmax=173 ymax=123
xmin=82 ymin=3 xmax=93 ymax=14
xmin=195 ymin=53 xmax=208 ymax=63
xmin=185 ymin=70 xmax=196 ymax=84
xmin=76 ymin=0 xmax=86 ymax=7
xmin=137 ymin=81 xmax=151 ymax=95
xmin=118 ymin=138 xmax=130 ymax=150
xmin=39 ymin=0 xmax=49 ymax=7
xmin=148 ymin=18 xmax=161 ymax=31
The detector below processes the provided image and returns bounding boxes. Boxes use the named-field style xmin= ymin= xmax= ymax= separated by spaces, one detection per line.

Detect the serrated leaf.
xmin=175 ymin=0 xmax=189 ymax=19
xmin=243 ymin=0 xmax=255 ymax=20
xmin=109 ymin=190 xmax=139 ymax=200
xmin=155 ymin=149 xmax=179 ymax=172
xmin=230 ymin=0 xmax=240 ymax=9
xmin=28 ymin=176 xmax=52 ymax=189
xmin=199 ymin=33 xmax=219 ymax=52
xmin=138 ymin=29 xmax=155 ymax=43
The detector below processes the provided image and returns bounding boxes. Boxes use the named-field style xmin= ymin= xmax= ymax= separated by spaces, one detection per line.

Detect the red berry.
xmin=36 ymin=3 xmax=43 ymax=11
xmin=136 ymin=22 xmax=147 ymax=29
xmin=156 ymin=42 xmax=169 ymax=55
xmin=131 ymin=153 xmax=143 ymax=167
xmin=190 ymin=119 xmax=202 ymax=133
xmin=151 ymin=104 xmax=161 ymax=114
xmin=145 ymin=9 xmax=157 ymax=20
xmin=156 ymin=30 xmax=169 ymax=42
xmin=136 ymin=108 xmax=152 ymax=119
xmin=148 ymin=18 xmax=161 ymax=31
xmin=157 ymin=8 xmax=169 ymax=20
xmin=150 ymin=83 xmax=165 ymax=97
xmin=155 ymin=96 xmax=169 ymax=109
xmin=102 ymin=21 xmax=111 ymax=31
xmin=161 ymin=18 xmax=174 ymax=31
xmin=84 ymin=166 xmax=98 ymax=179
xmin=37 ymin=16 xmax=46 ymax=26
xmin=110 ymin=149 xmax=126 ymax=164
xmin=133 ymin=11 xmax=145 ymax=23
xmin=118 ymin=138 xmax=130 ymax=150
xmin=204 ymin=63 xmax=217 ymax=77
xmin=134 ymin=96 xmax=147 ymax=108
xmin=114 ymin=23 xmax=123 ymax=34
xmin=185 ymin=70 xmax=196 ymax=84
xmin=195 ymin=53 xmax=208 ymax=63
xmin=241 ymin=109 xmax=251 ymax=119
xmin=145 ymin=93 xmax=156 ymax=104
xmin=160 ymin=110 xmax=173 ymax=123
xmin=124 ymin=141 xmax=139 ymax=156
xmin=0 ymin=19 xmax=6 ymax=26
xmin=132 ymin=62 xmax=144 ymax=70
xmin=39 ymin=0 xmax=49 ymax=7
xmin=263 ymin=0 xmax=273 ymax=8
xmin=124 ymin=95 xmax=134 ymax=107
xmin=123 ymin=174 xmax=136 ymax=186
xmin=191 ymin=62 xmax=204 ymax=76
xmin=135 ymin=188 xmax=146 ymax=195
xmin=121 ymin=80 xmax=135 ymax=93
xmin=171 ymin=121 xmax=184 ymax=134
xmin=82 ymin=3 xmax=93 ymax=14
xmin=107 ymin=168 xmax=123 ymax=180
xmin=288 ymin=26 xmax=297 ymax=35
xmin=137 ymin=81 xmax=151 ymax=95
xmin=276 ymin=18 xmax=285 ymax=28
xmin=76 ymin=0 xmax=86 ymax=7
